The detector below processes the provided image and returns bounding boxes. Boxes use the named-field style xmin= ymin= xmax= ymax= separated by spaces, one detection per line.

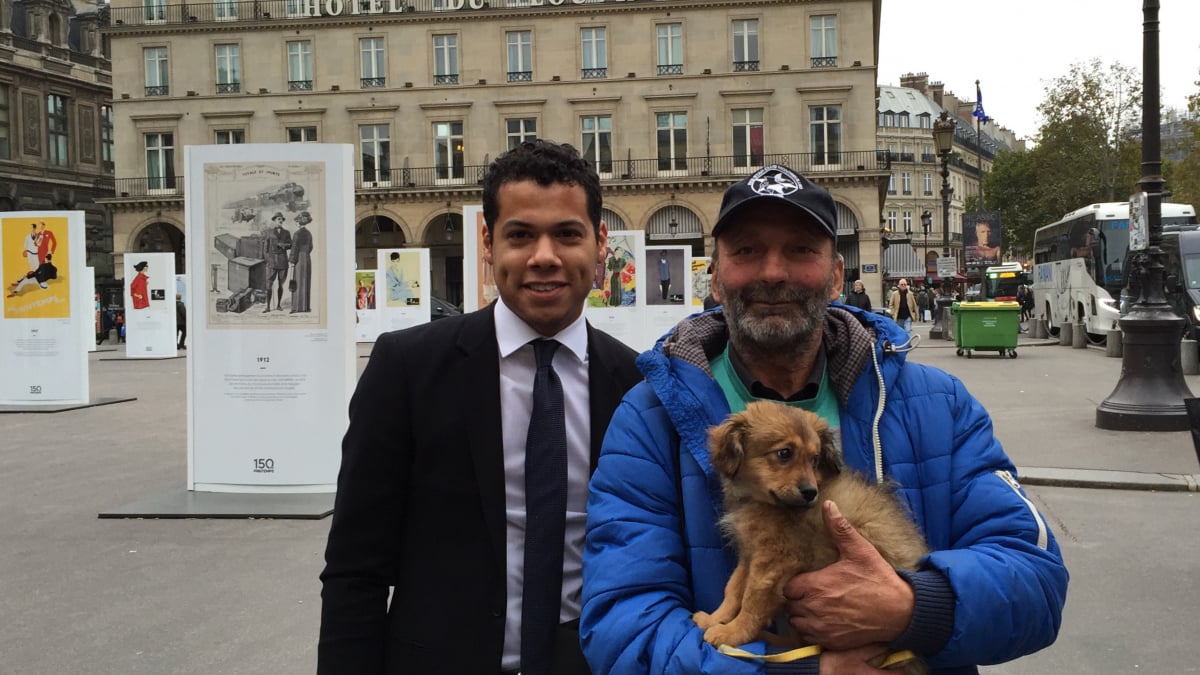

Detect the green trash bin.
xmin=951 ymin=301 xmax=1021 ymax=358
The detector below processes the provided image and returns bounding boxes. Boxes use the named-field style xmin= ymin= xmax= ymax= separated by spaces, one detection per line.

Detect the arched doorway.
xmin=600 ymin=207 xmax=626 ymax=230
xmin=134 ymin=222 xmax=185 ymax=273
xmin=354 ymin=213 xmax=406 ymax=271
xmin=646 ymin=205 xmax=704 ymax=257
xmin=423 ymin=208 xmax=463 ymax=308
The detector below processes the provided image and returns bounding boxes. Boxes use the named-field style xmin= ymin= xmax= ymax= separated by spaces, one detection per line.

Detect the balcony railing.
xmin=145 ymin=85 xmax=169 ymax=96
xmin=811 ymin=56 xmax=837 ymax=68
xmin=507 ymin=70 xmax=532 ymax=82
xmin=921 ymin=153 xmax=936 ymax=163
xmin=288 ymin=79 xmax=313 ymax=91
xmin=657 ymin=64 xmax=683 ymax=76
xmin=99 ymin=150 xmax=890 ymax=201
xmin=733 ymin=60 xmax=759 ymax=72
xmin=216 ymin=82 xmax=241 ymax=94
xmin=581 ymin=67 xmax=607 ymax=79
xmin=434 ymin=73 xmax=459 ymax=85
xmin=361 ymin=77 xmax=386 ymax=88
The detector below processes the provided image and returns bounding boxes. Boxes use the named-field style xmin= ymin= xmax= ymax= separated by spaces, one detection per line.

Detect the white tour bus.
xmin=1031 ymin=201 xmax=1198 ymax=343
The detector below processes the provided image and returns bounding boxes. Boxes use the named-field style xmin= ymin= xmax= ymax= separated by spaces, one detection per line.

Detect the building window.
xmin=581 ymin=27 xmax=606 ymax=79
xmin=656 ymin=23 xmax=683 ymax=75
xmin=656 ymin=112 xmax=688 ymax=172
xmin=145 ymin=132 xmax=175 ymax=190
xmin=923 ymin=172 xmax=933 ymax=195
xmin=732 ymin=19 xmax=759 ymax=72
xmin=810 ymin=15 xmax=837 ymax=68
xmin=506 ymin=30 xmax=532 ymax=82
xmin=215 ymin=44 xmax=240 ymax=94
xmin=143 ymin=0 xmax=165 ymax=22
xmin=214 ymin=0 xmax=238 ymax=20
xmin=809 ymin=105 xmax=841 ymax=165
xmin=0 ymin=84 xmax=10 ymax=160
xmin=901 ymin=172 xmax=911 ymax=194
xmin=434 ymin=121 xmax=464 ymax=181
xmin=360 ymin=124 xmax=390 ymax=185
xmin=100 ymin=105 xmax=113 ymax=172
xmin=903 ymin=211 xmax=912 ymax=234
xmin=580 ymin=115 xmax=612 ymax=175
xmin=732 ymin=107 xmax=764 ymax=168
xmin=288 ymin=126 xmax=318 ymax=143
xmin=47 ymin=94 xmax=68 ymax=167
xmin=433 ymin=34 xmax=459 ymax=85
xmin=887 ymin=173 xmax=896 ymax=194
xmin=144 ymin=47 xmax=168 ymax=96
xmin=287 ymin=40 xmax=313 ymax=91
xmin=360 ymin=37 xmax=385 ymax=88
xmin=506 ymin=118 xmax=537 ymax=150
xmin=900 ymin=145 xmax=913 ymax=162
xmin=887 ymin=210 xmax=897 ymax=231
xmin=215 ymin=129 xmax=245 ymax=144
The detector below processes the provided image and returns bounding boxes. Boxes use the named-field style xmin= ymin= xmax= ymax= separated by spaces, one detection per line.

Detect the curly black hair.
xmin=481 ymin=139 xmax=602 ymax=240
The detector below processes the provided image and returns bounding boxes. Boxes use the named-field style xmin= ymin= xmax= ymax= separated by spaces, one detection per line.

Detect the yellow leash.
xmin=718 ymin=643 xmax=920 ymax=669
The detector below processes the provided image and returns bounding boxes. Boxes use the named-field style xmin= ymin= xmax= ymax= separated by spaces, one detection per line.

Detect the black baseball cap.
xmin=711 ymin=165 xmax=837 ymax=242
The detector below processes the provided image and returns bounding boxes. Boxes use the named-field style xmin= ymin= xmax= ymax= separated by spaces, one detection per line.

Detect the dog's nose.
xmin=799 ymin=485 xmax=818 ymax=503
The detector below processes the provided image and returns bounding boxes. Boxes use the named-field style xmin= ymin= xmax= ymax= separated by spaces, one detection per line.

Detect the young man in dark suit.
xmin=319 ymin=140 xmax=642 ymax=675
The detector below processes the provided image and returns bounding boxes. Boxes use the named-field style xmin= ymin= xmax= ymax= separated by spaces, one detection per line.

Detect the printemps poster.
xmin=0 ymin=212 xmax=88 ymax=404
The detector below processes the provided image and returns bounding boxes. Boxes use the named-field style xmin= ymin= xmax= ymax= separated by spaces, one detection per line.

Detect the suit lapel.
xmin=586 ymin=324 xmax=625 ymax=473
xmin=461 ymin=306 xmax=507 ymax=574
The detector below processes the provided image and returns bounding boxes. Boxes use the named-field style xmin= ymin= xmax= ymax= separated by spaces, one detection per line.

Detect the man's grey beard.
xmin=718 ymin=277 xmax=833 ymax=356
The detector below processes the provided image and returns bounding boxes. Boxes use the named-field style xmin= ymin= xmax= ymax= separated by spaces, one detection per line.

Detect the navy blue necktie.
xmin=521 ymin=339 xmax=567 ymax=675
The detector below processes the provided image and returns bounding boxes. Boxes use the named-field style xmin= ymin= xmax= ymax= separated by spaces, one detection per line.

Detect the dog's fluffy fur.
xmin=693 ymin=401 xmax=929 ymax=671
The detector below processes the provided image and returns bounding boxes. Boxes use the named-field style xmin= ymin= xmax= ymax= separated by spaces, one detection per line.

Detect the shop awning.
xmin=882 ymin=243 xmax=924 ymax=279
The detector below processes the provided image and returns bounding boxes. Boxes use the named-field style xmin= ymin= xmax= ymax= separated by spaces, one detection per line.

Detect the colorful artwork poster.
xmin=2 ymin=215 xmax=70 ymax=319
xmin=461 ymin=205 xmax=495 ymax=312
xmin=124 ymin=255 xmax=171 ymax=312
xmin=588 ymin=231 xmax=639 ymax=308
xmin=381 ymin=249 xmax=424 ymax=308
xmin=202 ymin=161 xmax=327 ymax=329
xmin=645 ymin=247 xmax=688 ymax=306
xmin=354 ymin=271 xmax=377 ymax=310
xmin=691 ymin=256 xmax=712 ymax=307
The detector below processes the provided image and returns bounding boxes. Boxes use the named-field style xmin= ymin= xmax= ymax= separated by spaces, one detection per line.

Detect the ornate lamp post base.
xmin=1096 ymin=313 xmax=1191 ymax=431
xmin=928 ymin=296 xmax=954 ymax=341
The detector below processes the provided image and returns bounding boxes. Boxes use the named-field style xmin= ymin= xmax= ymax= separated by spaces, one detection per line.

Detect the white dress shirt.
xmin=494 ymin=298 xmax=592 ymax=672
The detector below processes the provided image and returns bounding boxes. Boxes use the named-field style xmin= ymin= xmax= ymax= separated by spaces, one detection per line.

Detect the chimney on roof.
xmin=930 ymin=81 xmax=945 ymax=107
xmin=900 ymin=72 xmax=930 ymax=94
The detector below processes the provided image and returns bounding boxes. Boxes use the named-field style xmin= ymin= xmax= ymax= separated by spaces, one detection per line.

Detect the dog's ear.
xmin=815 ymin=419 xmax=843 ymax=477
xmin=708 ymin=415 xmax=748 ymax=479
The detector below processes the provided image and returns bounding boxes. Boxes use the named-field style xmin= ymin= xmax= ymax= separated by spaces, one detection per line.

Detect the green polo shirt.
xmin=710 ymin=342 xmax=841 ymax=432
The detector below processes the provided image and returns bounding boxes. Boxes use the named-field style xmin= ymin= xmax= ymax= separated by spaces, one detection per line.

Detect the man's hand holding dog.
xmin=783 ymin=501 xmax=915 ymax=650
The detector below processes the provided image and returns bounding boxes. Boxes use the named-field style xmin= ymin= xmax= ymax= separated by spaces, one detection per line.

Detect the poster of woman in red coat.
xmin=129 ymin=260 xmax=151 ymax=309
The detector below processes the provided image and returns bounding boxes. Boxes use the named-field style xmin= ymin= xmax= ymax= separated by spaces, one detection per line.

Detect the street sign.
xmin=862 ymin=263 xmax=878 ymax=273
xmin=937 ymin=257 xmax=958 ymax=277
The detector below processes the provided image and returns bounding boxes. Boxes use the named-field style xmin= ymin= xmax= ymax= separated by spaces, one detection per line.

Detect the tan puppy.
xmin=693 ymin=401 xmax=929 ymax=672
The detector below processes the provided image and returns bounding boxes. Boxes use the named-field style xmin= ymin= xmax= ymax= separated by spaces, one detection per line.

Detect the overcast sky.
xmin=877 ymin=1 xmax=1200 ymax=141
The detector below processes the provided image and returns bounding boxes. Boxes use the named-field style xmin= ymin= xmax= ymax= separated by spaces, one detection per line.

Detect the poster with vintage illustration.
xmin=0 ymin=211 xmax=88 ymax=404
xmin=584 ymin=230 xmax=644 ymax=350
xmin=123 ymin=252 xmax=177 ymax=358
xmin=377 ymin=247 xmax=431 ymax=331
xmin=646 ymin=246 xmax=689 ymax=306
xmin=461 ymin=205 xmax=496 ymax=312
xmin=354 ymin=270 xmax=381 ymax=342
xmin=691 ymin=256 xmax=712 ymax=307
xmin=185 ymin=144 xmax=355 ymax=492
xmin=202 ymin=162 xmax=327 ymax=329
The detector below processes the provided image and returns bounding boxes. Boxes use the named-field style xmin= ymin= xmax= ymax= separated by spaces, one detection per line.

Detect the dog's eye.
xmin=775 ymin=447 xmax=794 ymax=462
xmin=811 ymin=455 xmax=820 ymax=468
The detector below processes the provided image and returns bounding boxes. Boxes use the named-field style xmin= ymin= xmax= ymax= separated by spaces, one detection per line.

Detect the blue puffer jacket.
xmin=581 ymin=305 xmax=1068 ymax=674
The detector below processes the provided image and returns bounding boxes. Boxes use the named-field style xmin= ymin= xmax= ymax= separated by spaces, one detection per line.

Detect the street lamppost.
xmin=921 ymin=210 xmax=932 ymax=283
xmin=1096 ymin=0 xmax=1194 ymax=430
xmin=929 ymin=111 xmax=956 ymax=340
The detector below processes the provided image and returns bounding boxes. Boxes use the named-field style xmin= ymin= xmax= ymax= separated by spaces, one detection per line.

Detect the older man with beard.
xmin=581 ymin=165 xmax=1067 ymax=675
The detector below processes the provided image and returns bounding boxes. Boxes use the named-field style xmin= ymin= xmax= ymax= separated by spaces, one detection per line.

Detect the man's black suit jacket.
xmin=319 ymin=305 xmax=641 ymax=674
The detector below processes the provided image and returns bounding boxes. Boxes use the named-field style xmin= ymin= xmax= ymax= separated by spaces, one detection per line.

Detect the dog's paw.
xmin=692 ymin=611 xmax=715 ymax=629
xmin=703 ymin=622 xmax=753 ymax=648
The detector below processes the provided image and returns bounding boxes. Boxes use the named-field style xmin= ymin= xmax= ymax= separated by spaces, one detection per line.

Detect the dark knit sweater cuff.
xmin=891 ymin=568 xmax=956 ymax=656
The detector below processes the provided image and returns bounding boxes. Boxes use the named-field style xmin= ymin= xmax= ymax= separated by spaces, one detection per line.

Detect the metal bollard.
xmin=1072 ymin=322 xmax=1087 ymax=349
xmin=1105 ymin=330 xmax=1123 ymax=358
xmin=1182 ymin=338 xmax=1199 ymax=375
xmin=1059 ymin=322 xmax=1073 ymax=346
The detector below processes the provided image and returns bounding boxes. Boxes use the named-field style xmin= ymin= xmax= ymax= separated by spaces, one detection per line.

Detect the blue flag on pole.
xmin=973 ymin=82 xmax=989 ymax=122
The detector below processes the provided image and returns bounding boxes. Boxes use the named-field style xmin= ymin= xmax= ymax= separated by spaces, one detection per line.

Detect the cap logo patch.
xmin=748 ymin=166 xmax=801 ymax=198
